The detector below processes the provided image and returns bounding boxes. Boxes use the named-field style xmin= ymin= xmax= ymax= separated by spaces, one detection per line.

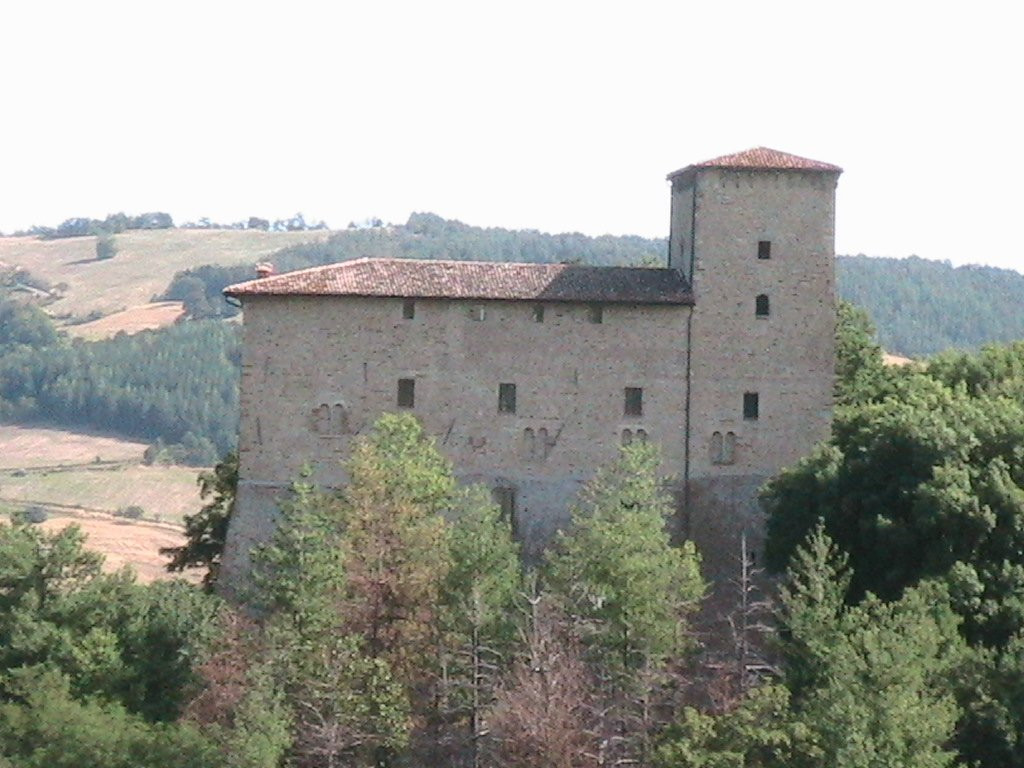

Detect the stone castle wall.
xmin=221 ymin=296 xmax=694 ymax=589
xmin=221 ymin=164 xmax=839 ymax=594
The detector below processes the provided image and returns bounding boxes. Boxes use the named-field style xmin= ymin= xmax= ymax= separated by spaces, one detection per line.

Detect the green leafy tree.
xmin=439 ymin=486 xmax=524 ymax=763
xmin=653 ymin=684 xmax=801 ymax=768
xmin=0 ymin=520 xmax=221 ymax=723
xmin=0 ymin=667 xmax=217 ymax=768
xmin=764 ymin=365 xmax=1024 ymax=648
xmin=834 ymin=300 xmax=890 ymax=405
xmin=546 ymin=441 xmax=704 ymax=673
xmin=0 ymin=296 xmax=57 ymax=350
xmin=338 ymin=414 xmax=453 ymax=681
xmin=657 ymin=528 xmax=966 ymax=768
xmin=778 ymin=527 xmax=966 ymax=768
xmin=162 ymin=452 xmax=238 ymax=589
xmin=251 ymin=470 xmax=411 ymax=767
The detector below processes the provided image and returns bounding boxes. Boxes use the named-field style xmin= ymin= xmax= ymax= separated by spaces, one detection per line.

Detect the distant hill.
xmin=836 ymin=255 xmax=1024 ymax=357
xmin=4 ymin=214 xmax=1023 ymax=357
xmin=2 ymin=214 xmax=1023 ymax=461
xmin=0 ymin=228 xmax=332 ymax=333
xmin=161 ymin=214 xmax=1022 ymax=358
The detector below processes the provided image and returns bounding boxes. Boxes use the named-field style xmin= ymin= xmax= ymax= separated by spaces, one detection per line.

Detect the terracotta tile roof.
xmin=225 ymin=257 xmax=693 ymax=305
xmin=668 ymin=147 xmax=842 ymax=179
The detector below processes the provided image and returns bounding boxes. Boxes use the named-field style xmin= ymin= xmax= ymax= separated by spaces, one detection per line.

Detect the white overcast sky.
xmin=1 ymin=0 xmax=1020 ymax=271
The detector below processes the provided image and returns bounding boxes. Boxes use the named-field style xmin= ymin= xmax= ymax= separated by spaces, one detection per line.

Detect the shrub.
xmin=95 ymin=233 xmax=118 ymax=260
xmin=25 ymin=506 xmax=48 ymax=524
xmin=116 ymin=505 xmax=145 ymax=520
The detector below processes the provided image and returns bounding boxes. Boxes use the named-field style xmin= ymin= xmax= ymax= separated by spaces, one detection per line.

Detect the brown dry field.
xmin=0 ymin=424 xmax=148 ymax=468
xmin=0 ymin=464 xmax=203 ymax=523
xmin=39 ymin=513 xmax=196 ymax=584
xmin=68 ymin=301 xmax=186 ymax=340
xmin=0 ymin=227 xmax=333 ymax=322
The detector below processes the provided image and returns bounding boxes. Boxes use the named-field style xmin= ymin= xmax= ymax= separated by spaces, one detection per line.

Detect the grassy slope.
xmin=0 ymin=228 xmax=333 ymax=324
xmin=0 ymin=425 xmax=202 ymax=523
xmin=0 ymin=424 xmax=148 ymax=467
xmin=0 ymin=426 xmax=201 ymax=583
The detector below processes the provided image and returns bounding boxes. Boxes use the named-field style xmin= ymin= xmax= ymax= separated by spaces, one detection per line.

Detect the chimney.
xmin=256 ymin=263 xmax=275 ymax=278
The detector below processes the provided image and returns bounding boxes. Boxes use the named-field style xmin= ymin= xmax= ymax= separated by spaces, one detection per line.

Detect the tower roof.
xmin=667 ymin=147 xmax=842 ymax=180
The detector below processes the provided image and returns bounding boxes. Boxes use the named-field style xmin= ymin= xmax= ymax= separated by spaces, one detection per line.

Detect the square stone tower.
xmin=668 ymin=147 xmax=842 ymax=578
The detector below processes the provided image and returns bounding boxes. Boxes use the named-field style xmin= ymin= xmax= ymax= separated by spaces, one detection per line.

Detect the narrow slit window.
xmin=498 ymin=382 xmax=517 ymax=414
xmin=723 ymin=432 xmax=737 ymax=464
xmin=397 ymin=378 xmax=415 ymax=408
xmin=402 ymin=299 xmax=415 ymax=319
xmin=588 ymin=304 xmax=604 ymax=324
xmin=710 ymin=432 xmax=724 ymax=463
xmin=757 ymin=240 xmax=771 ymax=260
xmin=533 ymin=304 xmax=545 ymax=323
xmin=743 ymin=392 xmax=759 ymax=420
xmin=624 ymin=387 xmax=643 ymax=417
xmin=492 ymin=486 xmax=518 ymax=537
xmin=755 ymin=294 xmax=770 ymax=317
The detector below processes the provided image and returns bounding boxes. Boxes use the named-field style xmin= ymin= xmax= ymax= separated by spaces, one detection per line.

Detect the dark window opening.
xmin=758 ymin=240 xmax=771 ymax=260
xmin=624 ymin=387 xmax=643 ymax=417
xmin=588 ymin=304 xmax=604 ymax=324
xmin=755 ymin=294 xmax=770 ymax=317
xmin=533 ymin=304 xmax=545 ymax=323
xmin=402 ymin=299 xmax=415 ymax=319
xmin=397 ymin=378 xmax=415 ymax=408
xmin=498 ymin=382 xmax=517 ymax=414
xmin=743 ymin=392 xmax=759 ymax=420
xmin=492 ymin=486 xmax=518 ymax=537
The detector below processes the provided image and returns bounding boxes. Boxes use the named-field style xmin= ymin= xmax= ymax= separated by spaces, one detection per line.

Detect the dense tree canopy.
xmin=0 ymin=320 xmax=239 ymax=463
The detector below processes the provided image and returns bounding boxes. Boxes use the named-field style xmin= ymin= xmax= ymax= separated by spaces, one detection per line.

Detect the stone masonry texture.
xmin=220 ymin=147 xmax=841 ymax=593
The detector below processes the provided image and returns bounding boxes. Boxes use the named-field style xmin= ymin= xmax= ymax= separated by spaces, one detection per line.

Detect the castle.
xmin=220 ymin=147 xmax=842 ymax=590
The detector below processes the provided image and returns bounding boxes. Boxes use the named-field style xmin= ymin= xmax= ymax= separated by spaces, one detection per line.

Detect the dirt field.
xmin=0 ymin=425 xmax=204 ymax=524
xmin=0 ymin=426 xmax=206 ymax=583
xmin=0 ymin=464 xmax=202 ymax=524
xmin=68 ymin=301 xmax=186 ymax=340
xmin=0 ymin=227 xmax=333 ymax=321
xmin=39 ymin=513 xmax=196 ymax=584
xmin=0 ymin=424 xmax=148 ymax=468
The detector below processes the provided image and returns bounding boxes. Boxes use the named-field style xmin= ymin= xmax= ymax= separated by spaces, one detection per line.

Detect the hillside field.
xmin=0 ymin=424 xmax=203 ymax=524
xmin=41 ymin=513 xmax=193 ymax=584
xmin=0 ymin=425 xmax=205 ymax=582
xmin=0 ymin=424 xmax=149 ymax=468
xmin=68 ymin=300 xmax=186 ymax=340
xmin=0 ymin=228 xmax=333 ymax=330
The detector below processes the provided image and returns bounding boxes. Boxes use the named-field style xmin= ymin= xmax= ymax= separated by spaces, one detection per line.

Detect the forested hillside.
xmin=837 ymin=255 xmax=1024 ymax=356
xmin=0 ymin=296 xmax=238 ymax=464
xmin=2 ymin=216 xmax=1023 ymax=460
xmin=163 ymin=214 xmax=1024 ymax=357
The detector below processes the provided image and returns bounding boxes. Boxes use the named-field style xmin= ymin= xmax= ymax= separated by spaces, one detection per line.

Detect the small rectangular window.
xmin=397 ymin=378 xmax=415 ymax=408
xmin=757 ymin=240 xmax=771 ymax=260
xmin=468 ymin=305 xmax=486 ymax=321
xmin=498 ymin=382 xmax=517 ymax=414
xmin=492 ymin=486 xmax=518 ymax=537
xmin=533 ymin=304 xmax=545 ymax=323
xmin=624 ymin=387 xmax=643 ymax=417
xmin=755 ymin=294 xmax=770 ymax=317
xmin=588 ymin=304 xmax=603 ymax=324
xmin=402 ymin=299 xmax=415 ymax=319
xmin=743 ymin=392 xmax=759 ymax=420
